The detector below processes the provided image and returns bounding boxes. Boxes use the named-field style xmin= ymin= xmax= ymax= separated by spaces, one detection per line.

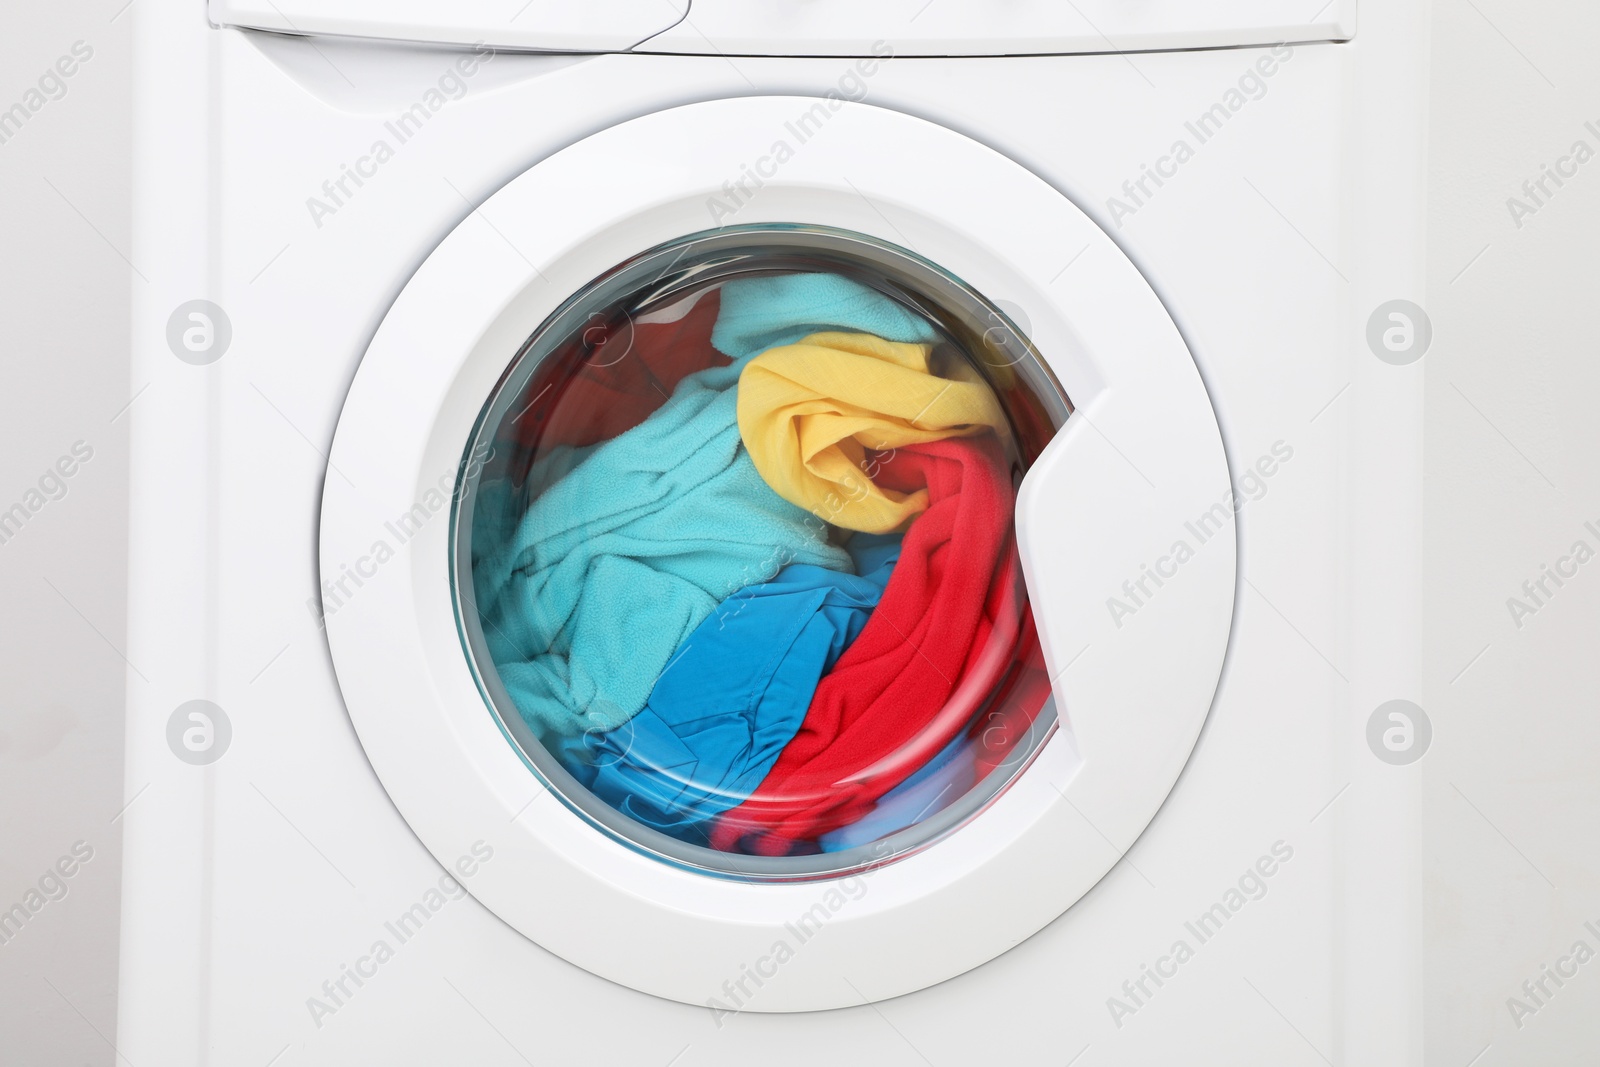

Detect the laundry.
xmin=503 ymin=271 xmax=937 ymax=452
xmin=473 ymin=274 xmax=941 ymax=741
xmin=817 ymin=728 xmax=974 ymax=853
xmin=710 ymin=272 xmax=940 ymax=361
xmin=552 ymin=534 xmax=900 ymax=842
xmin=711 ymin=434 xmax=1023 ymax=855
xmin=502 ymin=288 xmax=726 ymax=451
xmin=738 ymin=330 xmax=1009 ymax=533
xmin=968 ymin=612 xmax=1055 ymax=783
xmin=471 ymin=362 xmax=847 ymax=740
xmin=817 ymin=608 xmax=1052 ymax=853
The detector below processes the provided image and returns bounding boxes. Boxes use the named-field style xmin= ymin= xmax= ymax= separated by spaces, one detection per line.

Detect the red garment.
xmin=965 ymin=608 xmax=1053 ymax=781
xmin=710 ymin=434 xmax=1020 ymax=855
xmin=500 ymin=289 xmax=725 ymax=451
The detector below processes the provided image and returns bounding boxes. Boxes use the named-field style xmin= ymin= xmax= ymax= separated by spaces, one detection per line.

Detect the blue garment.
xmin=818 ymin=728 xmax=975 ymax=852
xmin=472 ymin=274 xmax=935 ymax=742
xmin=554 ymin=534 xmax=900 ymax=842
xmin=711 ymin=273 xmax=941 ymax=361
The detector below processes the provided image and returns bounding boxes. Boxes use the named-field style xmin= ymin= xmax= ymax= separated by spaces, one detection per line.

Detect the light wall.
xmin=1424 ymin=0 xmax=1600 ymax=1061
xmin=0 ymin=3 xmax=132 ymax=1064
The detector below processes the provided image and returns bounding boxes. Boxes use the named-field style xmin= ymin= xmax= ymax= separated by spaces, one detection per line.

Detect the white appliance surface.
xmin=208 ymin=0 xmax=1356 ymax=55
xmin=123 ymin=2 xmax=1428 ymax=1063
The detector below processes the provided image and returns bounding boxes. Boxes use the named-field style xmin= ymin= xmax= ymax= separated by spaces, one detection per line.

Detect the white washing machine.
xmin=122 ymin=2 xmax=1430 ymax=1064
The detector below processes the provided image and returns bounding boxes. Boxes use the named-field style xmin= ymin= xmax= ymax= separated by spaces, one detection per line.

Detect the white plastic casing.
xmin=208 ymin=0 xmax=1354 ymax=55
xmin=317 ymin=97 xmax=1233 ymax=1010
xmin=207 ymin=0 xmax=692 ymax=53
xmin=640 ymin=1 xmax=1356 ymax=57
xmin=122 ymin=6 xmax=1414 ymax=1057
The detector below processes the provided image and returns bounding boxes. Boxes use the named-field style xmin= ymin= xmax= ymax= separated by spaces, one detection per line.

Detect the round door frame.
xmin=320 ymin=96 xmax=1235 ymax=1011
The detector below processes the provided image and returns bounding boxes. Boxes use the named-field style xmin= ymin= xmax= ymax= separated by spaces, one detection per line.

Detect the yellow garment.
xmin=737 ymin=331 xmax=1009 ymax=534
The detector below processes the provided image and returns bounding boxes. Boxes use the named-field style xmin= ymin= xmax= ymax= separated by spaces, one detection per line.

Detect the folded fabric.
xmin=502 ymin=289 xmax=726 ymax=451
xmin=472 ymin=275 xmax=940 ymax=742
xmin=710 ymin=435 xmax=1023 ymax=855
xmin=551 ymin=534 xmax=900 ymax=843
xmin=711 ymin=273 xmax=940 ymax=361
xmin=738 ymin=330 xmax=1010 ymax=534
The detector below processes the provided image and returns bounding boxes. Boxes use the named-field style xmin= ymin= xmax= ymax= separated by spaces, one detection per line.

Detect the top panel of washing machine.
xmin=209 ymin=0 xmax=1355 ymax=55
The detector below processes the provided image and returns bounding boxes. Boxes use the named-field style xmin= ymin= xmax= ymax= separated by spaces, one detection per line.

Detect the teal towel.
xmin=471 ymin=274 xmax=937 ymax=741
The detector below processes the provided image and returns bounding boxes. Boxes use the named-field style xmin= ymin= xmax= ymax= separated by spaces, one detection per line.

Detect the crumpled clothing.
xmin=711 ymin=272 xmax=939 ymax=361
xmin=817 ymin=608 xmax=1052 ymax=852
xmin=738 ymin=330 xmax=1009 ymax=533
xmin=817 ymin=728 xmax=974 ymax=853
xmin=472 ymin=276 xmax=938 ymax=741
xmin=552 ymin=534 xmax=900 ymax=843
xmin=472 ymin=365 xmax=849 ymax=740
xmin=501 ymin=289 xmax=727 ymax=452
xmin=711 ymin=435 xmax=1023 ymax=854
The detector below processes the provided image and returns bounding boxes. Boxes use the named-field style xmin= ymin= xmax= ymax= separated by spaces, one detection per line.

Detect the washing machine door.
xmin=320 ymin=96 xmax=1235 ymax=1011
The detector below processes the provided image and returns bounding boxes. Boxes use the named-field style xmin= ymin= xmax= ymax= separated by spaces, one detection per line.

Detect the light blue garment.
xmin=472 ymin=364 xmax=845 ymax=740
xmin=552 ymin=534 xmax=900 ymax=843
xmin=818 ymin=729 xmax=976 ymax=852
xmin=472 ymin=274 xmax=936 ymax=742
xmin=711 ymin=273 xmax=941 ymax=361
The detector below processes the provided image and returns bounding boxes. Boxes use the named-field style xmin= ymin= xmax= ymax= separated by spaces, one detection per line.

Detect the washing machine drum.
xmin=321 ymin=97 xmax=1234 ymax=1011
xmin=461 ymin=227 xmax=1065 ymax=872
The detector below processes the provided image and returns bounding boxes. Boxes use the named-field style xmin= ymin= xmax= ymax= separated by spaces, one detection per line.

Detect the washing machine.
xmin=122 ymin=1 xmax=1429 ymax=1064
